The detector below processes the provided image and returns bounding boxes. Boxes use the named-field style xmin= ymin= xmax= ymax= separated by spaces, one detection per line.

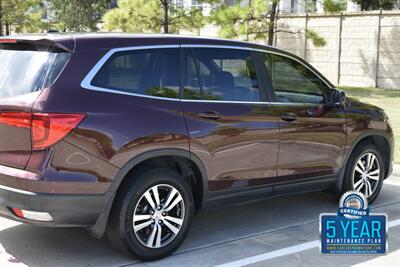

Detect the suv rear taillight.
xmin=31 ymin=113 xmax=85 ymax=149
xmin=0 ymin=112 xmax=85 ymax=150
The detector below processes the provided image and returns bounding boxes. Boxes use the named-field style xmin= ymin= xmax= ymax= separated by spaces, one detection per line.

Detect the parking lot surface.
xmin=1 ymin=175 xmax=400 ymax=267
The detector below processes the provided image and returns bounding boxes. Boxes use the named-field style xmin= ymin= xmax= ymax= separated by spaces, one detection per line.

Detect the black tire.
xmin=341 ymin=142 xmax=385 ymax=204
xmin=106 ymin=168 xmax=194 ymax=260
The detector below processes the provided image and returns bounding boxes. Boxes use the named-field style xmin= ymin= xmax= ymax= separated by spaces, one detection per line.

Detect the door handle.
xmin=280 ymin=113 xmax=297 ymax=122
xmin=199 ymin=111 xmax=221 ymax=120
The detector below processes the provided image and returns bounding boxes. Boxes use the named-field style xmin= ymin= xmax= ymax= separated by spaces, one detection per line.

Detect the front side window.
xmin=91 ymin=48 xmax=180 ymax=99
xmin=184 ymin=48 xmax=260 ymax=102
xmin=263 ymin=53 xmax=327 ymax=104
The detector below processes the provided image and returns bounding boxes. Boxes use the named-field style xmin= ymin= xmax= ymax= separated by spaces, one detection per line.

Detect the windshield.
xmin=0 ymin=49 xmax=70 ymax=97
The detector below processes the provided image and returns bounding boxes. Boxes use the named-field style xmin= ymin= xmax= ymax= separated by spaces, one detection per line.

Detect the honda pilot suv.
xmin=0 ymin=34 xmax=394 ymax=260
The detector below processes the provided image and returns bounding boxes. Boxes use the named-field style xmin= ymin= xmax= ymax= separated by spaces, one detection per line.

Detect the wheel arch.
xmin=89 ymin=148 xmax=208 ymax=238
xmin=335 ymin=130 xmax=393 ymax=193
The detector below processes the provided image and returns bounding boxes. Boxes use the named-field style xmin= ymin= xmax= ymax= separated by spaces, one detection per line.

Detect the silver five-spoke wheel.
xmin=133 ymin=184 xmax=185 ymax=248
xmin=352 ymin=152 xmax=381 ymax=198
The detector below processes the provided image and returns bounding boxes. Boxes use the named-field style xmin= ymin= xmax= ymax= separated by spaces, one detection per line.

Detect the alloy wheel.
xmin=133 ymin=184 xmax=185 ymax=248
xmin=352 ymin=152 xmax=381 ymax=198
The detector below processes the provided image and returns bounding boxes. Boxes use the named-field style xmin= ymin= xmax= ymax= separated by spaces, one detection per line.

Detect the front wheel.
xmin=342 ymin=143 xmax=385 ymax=203
xmin=106 ymin=168 xmax=194 ymax=260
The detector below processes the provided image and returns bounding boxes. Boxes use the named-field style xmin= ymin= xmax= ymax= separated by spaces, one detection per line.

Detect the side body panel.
xmin=29 ymin=48 xmax=189 ymax=193
xmin=182 ymin=101 xmax=279 ymax=191
xmin=342 ymin=98 xmax=394 ymax=175
xmin=273 ymin=105 xmax=347 ymax=186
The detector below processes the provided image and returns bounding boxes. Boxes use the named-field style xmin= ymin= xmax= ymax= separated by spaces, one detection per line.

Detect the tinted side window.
xmin=91 ymin=48 xmax=180 ymax=99
xmin=183 ymin=49 xmax=202 ymax=100
xmin=263 ymin=53 xmax=327 ymax=104
xmin=189 ymin=48 xmax=260 ymax=102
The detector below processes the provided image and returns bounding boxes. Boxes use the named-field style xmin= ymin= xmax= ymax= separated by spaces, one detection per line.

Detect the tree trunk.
xmin=246 ymin=0 xmax=251 ymax=41
xmin=361 ymin=0 xmax=370 ymax=11
xmin=5 ymin=22 xmax=9 ymax=36
xmin=162 ymin=0 xmax=169 ymax=34
xmin=268 ymin=0 xmax=278 ymax=46
xmin=0 ymin=0 xmax=3 ymax=36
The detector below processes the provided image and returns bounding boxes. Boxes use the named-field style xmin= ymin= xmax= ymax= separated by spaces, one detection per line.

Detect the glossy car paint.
xmin=0 ymin=92 xmax=40 ymax=169
xmin=272 ymin=104 xmax=347 ymax=185
xmin=0 ymin=34 xmax=394 ymax=236
xmin=182 ymin=100 xmax=279 ymax=191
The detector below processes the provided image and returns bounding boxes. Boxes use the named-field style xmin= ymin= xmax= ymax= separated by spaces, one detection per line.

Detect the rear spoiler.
xmin=0 ymin=38 xmax=71 ymax=53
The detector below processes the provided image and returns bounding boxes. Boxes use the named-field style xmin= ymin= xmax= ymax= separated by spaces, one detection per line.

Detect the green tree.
xmin=351 ymin=0 xmax=397 ymax=10
xmin=103 ymin=0 xmax=215 ymax=34
xmin=211 ymin=0 xmax=326 ymax=47
xmin=323 ymin=0 xmax=347 ymax=12
xmin=47 ymin=0 xmax=109 ymax=31
xmin=0 ymin=0 xmax=45 ymax=36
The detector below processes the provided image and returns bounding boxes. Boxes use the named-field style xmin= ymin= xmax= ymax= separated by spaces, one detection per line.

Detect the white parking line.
xmin=0 ymin=244 xmax=28 ymax=267
xmin=384 ymin=178 xmax=400 ymax=187
xmin=215 ymin=218 xmax=400 ymax=267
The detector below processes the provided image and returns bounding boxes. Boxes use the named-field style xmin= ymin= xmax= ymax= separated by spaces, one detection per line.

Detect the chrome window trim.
xmin=181 ymin=99 xmax=269 ymax=105
xmin=269 ymin=102 xmax=320 ymax=107
xmin=181 ymin=99 xmax=318 ymax=106
xmin=181 ymin=44 xmax=254 ymax=51
xmin=80 ymin=45 xmax=181 ymax=101
xmin=80 ymin=43 xmax=332 ymax=105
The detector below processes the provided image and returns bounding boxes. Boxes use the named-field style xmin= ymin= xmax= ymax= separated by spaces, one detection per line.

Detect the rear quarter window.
xmin=90 ymin=48 xmax=181 ymax=99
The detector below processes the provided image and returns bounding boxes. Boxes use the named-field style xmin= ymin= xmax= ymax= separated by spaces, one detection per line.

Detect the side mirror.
xmin=329 ymin=89 xmax=346 ymax=108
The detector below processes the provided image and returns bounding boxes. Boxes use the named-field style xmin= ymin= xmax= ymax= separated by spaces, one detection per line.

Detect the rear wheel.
xmin=342 ymin=143 xmax=385 ymax=203
xmin=106 ymin=168 xmax=194 ymax=260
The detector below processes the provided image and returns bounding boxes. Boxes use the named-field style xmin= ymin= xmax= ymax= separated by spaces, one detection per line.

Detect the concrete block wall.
xmin=378 ymin=14 xmax=400 ymax=89
xmin=275 ymin=17 xmax=307 ymax=58
xmin=306 ymin=16 xmax=341 ymax=84
xmin=275 ymin=11 xmax=400 ymax=89
xmin=195 ymin=11 xmax=400 ymax=89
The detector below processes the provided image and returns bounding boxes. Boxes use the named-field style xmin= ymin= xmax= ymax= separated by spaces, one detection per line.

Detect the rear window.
xmin=0 ymin=49 xmax=70 ymax=97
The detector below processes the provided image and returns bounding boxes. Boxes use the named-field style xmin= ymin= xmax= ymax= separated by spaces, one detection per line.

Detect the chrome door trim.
xmin=80 ymin=43 xmax=333 ymax=105
xmin=80 ymin=45 xmax=181 ymax=101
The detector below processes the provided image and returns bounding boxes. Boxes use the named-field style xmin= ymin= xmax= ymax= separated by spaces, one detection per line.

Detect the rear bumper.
xmin=0 ymin=184 xmax=113 ymax=227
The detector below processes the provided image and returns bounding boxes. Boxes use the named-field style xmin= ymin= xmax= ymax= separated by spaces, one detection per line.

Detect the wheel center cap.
xmin=153 ymin=210 xmax=162 ymax=220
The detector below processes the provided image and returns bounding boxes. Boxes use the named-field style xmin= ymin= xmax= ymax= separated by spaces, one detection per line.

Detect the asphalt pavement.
xmin=1 ymin=173 xmax=400 ymax=267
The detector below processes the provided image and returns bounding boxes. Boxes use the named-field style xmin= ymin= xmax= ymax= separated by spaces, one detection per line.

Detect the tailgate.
xmin=0 ymin=38 xmax=71 ymax=169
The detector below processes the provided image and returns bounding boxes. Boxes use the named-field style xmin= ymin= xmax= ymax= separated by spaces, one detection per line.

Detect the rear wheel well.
xmin=116 ymin=156 xmax=204 ymax=212
xmin=351 ymin=135 xmax=390 ymax=178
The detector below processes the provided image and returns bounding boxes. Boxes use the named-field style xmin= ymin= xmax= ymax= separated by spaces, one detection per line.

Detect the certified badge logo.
xmin=338 ymin=191 xmax=369 ymax=219
xmin=320 ymin=191 xmax=387 ymax=254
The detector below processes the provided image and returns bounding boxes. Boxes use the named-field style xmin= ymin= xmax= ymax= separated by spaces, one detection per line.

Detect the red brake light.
xmin=0 ymin=112 xmax=31 ymax=128
xmin=0 ymin=112 xmax=85 ymax=150
xmin=0 ymin=39 xmax=17 ymax=43
xmin=11 ymin=208 xmax=24 ymax=218
xmin=32 ymin=113 xmax=85 ymax=149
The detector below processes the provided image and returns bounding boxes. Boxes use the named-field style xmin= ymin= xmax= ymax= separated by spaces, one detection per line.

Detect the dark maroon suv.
xmin=0 ymin=33 xmax=394 ymax=260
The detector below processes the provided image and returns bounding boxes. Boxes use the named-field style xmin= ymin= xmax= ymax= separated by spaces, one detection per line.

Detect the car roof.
xmin=5 ymin=32 xmax=288 ymax=54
